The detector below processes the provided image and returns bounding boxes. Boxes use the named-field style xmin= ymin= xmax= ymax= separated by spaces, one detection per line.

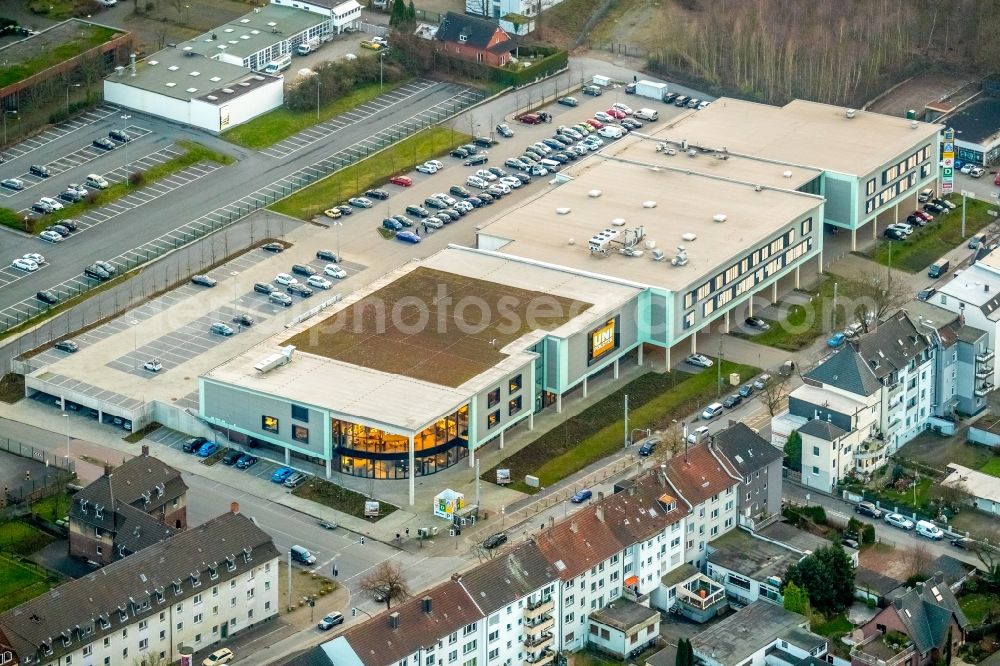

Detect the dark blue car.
xmin=396 ymin=230 xmax=421 ymax=244
xmin=570 ymin=489 xmax=593 ymax=503
xmin=271 ymin=467 xmax=295 ymax=483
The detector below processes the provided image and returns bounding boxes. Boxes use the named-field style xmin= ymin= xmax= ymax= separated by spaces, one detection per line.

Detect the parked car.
xmin=638 ymin=437 xmax=659 ymax=457
xmin=406 ymin=204 xmax=430 ymax=217
xmin=415 ymin=162 xmax=438 ymax=174
xmin=54 ymin=340 xmax=79 ymax=353
xmin=687 ymin=425 xmax=710 ymax=445
xmin=884 ymin=227 xmax=906 ymax=241
xmin=271 ymin=467 xmax=295 ymax=483
xmin=39 ymin=196 xmax=63 ymax=211
xmin=109 ymin=129 xmax=131 ymax=143
xmin=254 ymin=282 xmax=276 ymax=294
xmin=270 ymin=292 xmax=293 ymax=306
xmin=382 ymin=217 xmax=403 ymax=231
xmin=464 ymin=153 xmax=489 ymax=166
xmin=582 ymin=85 xmax=603 ymax=96
xmin=192 ymin=274 xmax=217 ymax=287
xmin=203 ymin=648 xmax=234 ymax=666
xmin=884 ymin=512 xmax=914 ymax=530
xmin=29 ymin=164 xmax=50 ymax=177
xmin=210 ymin=322 xmax=235 ymax=336
xmin=222 ymin=451 xmax=241 ymax=465
xmin=84 ymin=264 xmax=110 ymax=280
xmin=685 ymin=353 xmax=713 ymax=368
xmin=323 ymin=207 xmax=343 ymax=219
xmin=495 ymin=123 xmax=514 ymax=138
xmin=324 ymin=264 xmax=347 ymax=279
xmin=701 ymin=402 xmax=724 ymax=420
xmin=450 ymin=147 xmax=469 ymax=159
xmin=11 ymin=257 xmax=38 ymax=272
xmin=723 ymin=394 xmax=742 ymax=409
xmin=92 ymin=137 xmax=116 ymax=150
xmin=752 ymin=374 xmax=772 ymax=391
xmin=318 ymin=612 xmax=345 ymax=631
xmin=307 ymin=275 xmax=332 ymax=290
xmin=348 ymin=196 xmax=373 ymax=208
xmin=236 ymin=454 xmax=259 ymax=469
xmin=143 ymin=359 xmax=163 ymax=372
xmin=1 ymin=178 xmax=23 ymax=190
xmin=738 ymin=384 xmax=754 ymax=398
xmin=396 ymin=230 xmax=421 ymax=244
xmin=288 ymin=283 xmax=314 ymax=298
xmin=232 ymin=313 xmax=255 ymax=327
xmin=291 ymin=263 xmax=317 ymax=277
xmin=274 ymin=273 xmax=298 ymax=286
xmin=449 ymin=185 xmax=471 ymax=198
xmin=262 ymin=242 xmax=284 ymax=252
xmin=827 ymin=332 xmax=847 ymax=348
xmin=284 ymin=471 xmax=307 ymax=488
xmin=518 ymin=113 xmax=542 ymax=125
xmin=570 ymin=489 xmax=593 ymax=503
xmin=389 ymin=175 xmax=413 ymax=187
xmin=182 ymin=437 xmax=208 ymax=453
xmin=558 ymin=96 xmax=579 ymax=107
xmin=744 ymin=316 xmax=770 ymax=331
xmin=36 ymin=290 xmax=59 ymax=305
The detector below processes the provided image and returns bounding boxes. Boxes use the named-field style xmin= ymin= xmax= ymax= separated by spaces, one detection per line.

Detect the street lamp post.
xmin=66 ymin=83 xmax=81 ymax=115
xmin=379 ymin=51 xmax=386 ymax=90
xmin=63 ymin=413 xmax=70 ymax=459
xmin=316 ymin=79 xmax=321 ymax=120
xmin=2 ymin=110 xmax=17 ymax=145
xmin=121 ymin=113 xmax=132 ymax=189
xmin=334 ymin=220 xmax=343 ymax=262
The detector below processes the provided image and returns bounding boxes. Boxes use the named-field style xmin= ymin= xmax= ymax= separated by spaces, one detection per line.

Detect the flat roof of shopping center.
xmin=108 ymin=48 xmax=272 ymax=101
xmin=662 ymin=98 xmax=942 ymax=176
xmin=205 ymin=248 xmax=641 ymax=431
xmin=186 ymin=5 xmax=325 ymax=60
xmin=475 ymin=154 xmax=822 ymax=292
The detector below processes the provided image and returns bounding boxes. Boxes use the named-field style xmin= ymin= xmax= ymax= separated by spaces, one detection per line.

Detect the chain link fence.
xmin=0 ymin=438 xmax=75 ymax=516
xmin=0 ymin=89 xmax=486 ymax=335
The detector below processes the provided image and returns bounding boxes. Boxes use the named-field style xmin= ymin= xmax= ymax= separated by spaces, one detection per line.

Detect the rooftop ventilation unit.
xmin=713 ymin=213 xmax=727 ymax=223
xmin=588 ymin=189 xmax=602 ymax=198
xmin=207 ymin=95 xmax=218 ymax=100
xmin=589 ymin=226 xmax=646 ymax=256
xmin=222 ymin=88 xmax=235 ymax=94
xmin=555 ymin=207 xmax=571 ymax=215
xmin=846 ymin=108 xmax=856 ymax=118
xmin=783 ymin=170 xmax=793 ymax=178
xmin=650 ymin=248 xmax=666 ymax=262
xmin=611 ymin=217 xmax=626 ymax=226
xmin=115 ymin=65 xmax=125 ymax=77
xmin=911 ymin=120 xmax=918 ymax=129
xmin=671 ymin=246 xmax=689 ymax=267
xmin=148 ymin=60 xmax=159 ymax=66
xmin=642 ymin=200 xmax=657 ymax=208
xmin=254 ymin=345 xmax=296 ymax=374
xmin=682 ymin=232 xmax=697 ymax=241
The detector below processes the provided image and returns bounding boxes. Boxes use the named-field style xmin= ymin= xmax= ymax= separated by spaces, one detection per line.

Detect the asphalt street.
xmin=0 ymin=80 xmax=471 ymax=316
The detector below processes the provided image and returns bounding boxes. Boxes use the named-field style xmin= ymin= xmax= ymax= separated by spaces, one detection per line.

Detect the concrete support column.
xmin=748 ymin=297 xmax=753 ymax=316
xmin=851 ymin=227 xmax=857 ymax=252
xmin=691 ymin=335 xmax=697 ymax=354
xmin=556 ymin=393 xmax=562 ymax=413
xmin=60 ymin=396 xmax=65 ymax=411
xmin=795 ymin=266 xmax=801 ymax=289
xmin=665 ymin=346 xmax=671 ymax=369
xmin=894 ymin=202 xmax=899 ymax=224
xmin=529 ymin=412 xmax=534 ymax=431
xmin=469 ymin=445 xmax=475 ymax=467
xmin=500 ymin=428 xmax=505 ymax=449
xmin=772 ymin=280 xmax=778 ymax=303
xmin=408 ymin=434 xmax=415 ymax=506
xmin=325 ymin=457 xmax=332 ymax=479
xmin=582 ymin=376 xmax=588 ymax=398
xmin=637 ymin=344 xmax=643 ymax=366
xmin=614 ymin=357 xmax=619 ymax=379
xmin=818 ymin=254 xmax=824 ymax=275
xmin=98 ymin=409 xmax=104 ymax=423
xmin=723 ymin=310 xmax=730 ymax=334
xmin=284 ymin=448 xmax=290 ymax=465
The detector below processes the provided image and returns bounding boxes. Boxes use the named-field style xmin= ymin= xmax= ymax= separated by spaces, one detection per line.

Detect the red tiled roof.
xmin=665 ymin=443 xmax=741 ymax=507
xmin=343 ymin=580 xmax=483 ymax=666
xmin=534 ymin=507 xmax=625 ymax=580
xmin=598 ymin=472 xmax=688 ymax=545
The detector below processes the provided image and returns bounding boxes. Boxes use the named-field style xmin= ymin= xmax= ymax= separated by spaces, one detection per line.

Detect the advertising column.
xmin=942 ymin=128 xmax=955 ymax=194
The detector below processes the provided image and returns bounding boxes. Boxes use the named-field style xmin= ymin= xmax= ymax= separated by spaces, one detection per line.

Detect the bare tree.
xmin=902 ymin=541 xmax=933 ymax=580
xmin=471 ymin=542 xmax=502 ymax=563
xmin=360 ymin=561 xmax=409 ymax=610
xmin=843 ymin=269 xmax=910 ymax=334
xmin=760 ymin=373 xmax=790 ymax=416
xmin=133 ymin=652 xmax=169 ymax=666
xmin=936 ymin=481 xmax=972 ymax=514
xmin=968 ymin=539 xmax=1000 ymax=586
xmin=654 ymin=421 xmax=686 ymax=465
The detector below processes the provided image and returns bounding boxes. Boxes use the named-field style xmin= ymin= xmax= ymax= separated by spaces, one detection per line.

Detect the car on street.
xmin=701 ymin=402 xmax=724 ymax=419
xmin=29 ymin=164 xmax=50 ymax=177
xmin=496 ymin=123 xmax=514 ymax=138
xmin=745 ymin=316 xmax=770 ymax=330
xmin=232 ymin=313 xmax=255 ymax=327
xmin=884 ymin=512 xmax=914 ymax=530
xmin=12 ymin=257 xmax=38 ymax=272
xmin=271 ymin=467 xmax=295 ymax=483
xmin=36 ymin=290 xmax=59 ymax=305
xmin=288 ymin=283 xmax=314 ymax=297
xmin=752 ymin=374 xmax=772 ymax=391
xmin=236 ymin=454 xmax=259 ymax=469
xmin=210 ymin=322 xmax=235 ymax=336
xmin=262 ymin=242 xmax=284 ymax=252
xmin=254 ymin=282 xmax=275 ymax=294
xmin=92 ymin=137 xmax=116 ymax=150
xmin=1 ymin=178 xmax=23 ymax=190
xmin=950 ymin=537 xmax=971 ymax=549
xmin=275 ymin=273 xmax=298 ymax=286
xmin=723 ymin=394 xmax=742 ymax=408
xmin=397 ymin=230 xmax=421 ymax=243
xmin=202 ymin=648 xmax=234 ymax=666
xmin=182 ymin=437 xmax=208 ymax=453
xmin=558 ymin=96 xmax=579 ymax=107
xmin=365 ymin=188 xmax=390 ymax=200
xmin=570 ymin=489 xmax=593 ymax=503
xmin=827 ymin=332 xmax=847 ymax=348
xmin=855 ymin=501 xmax=882 ymax=518
xmin=348 ymin=196 xmax=373 ymax=208
xmin=143 ymin=359 xmax=163 ymax=372
xmin=324 ymin=264 xmax=347 ymax=279
xmin=307 ymin=275 xmax=332 ymax=290
xmin=738 ymin=384 xmax=754 ymax=398
xmin=685 ymin=353 xmax=713 ymax=368
xmin=638 ymin=437 xmax=659 ymax=456
xmin=483 ymin=532 xmax=508 ymax=549
xmin=54 ymin=340 xmax=79 ymax=353
xmin=390 ymin=175 xmax=413 ymax=187
xmin=318 ymin=612 xmax=345 ymax=630
xmin=192 ymin=274 xmax=217 ymax=287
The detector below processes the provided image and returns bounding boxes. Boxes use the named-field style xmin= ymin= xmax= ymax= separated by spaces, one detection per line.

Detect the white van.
xmin=85 ymin=173 xmax=109 ymax=189
xmin=635 ymin=108 xmax=658 ymax=121
xmin=539 ymin=158 xmax=561 ymax=171
xmin=598 ymin=125 xmax=625 ymax=139
xmin=264 ymin=54 xmax=292 ymax=75
xmin=915 ymin=520 xmax=943 ymax=540
xmin=686 ymin=425 xmax=710 ymax=444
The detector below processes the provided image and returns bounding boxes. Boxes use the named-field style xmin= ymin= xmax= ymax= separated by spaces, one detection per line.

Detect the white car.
xmin=423 ymin=216 xmax=445 ymax=229
xmin=697 ymin=100 xmax=710 ymax=110
xmin=611 ymin=102 xmax=634 ymax=115
xmin=594 ymin=111 xmax=616 ymax=123
xmin=886 ymin=223 xmax=913 ymax=236
xmin=68 ymin=183 xmax=89 ymax=196
xmin=455 ymin=201 xmax=474 ymax=213
xmin=960 ymin=164 xmax=974 ymax=174
xmin=415 ymin=163 xmax=438 ymax=174
xmin=307 ymin=275 xmax=332 ymax=290
xmin=39 ymin=197 xmax=63 ymax=211
xmin=425 ymin=160 xmax=444 ymax=170
xmin=531 ymin=142 xmax=552 ymax=154
xmin=23 ymin=253 xmax=45 ymax=265
xmin=143 ymin=359 xmax=163 ymax=372
xmin=970 ymin=166 xmax=985 ymax=178
xmin=530 ymin=164 xmax=549 ymax=177
xmin=323 ymin=264 xmax=347 ymax=279
xmin=884 ymin=513 xmax=914 ymax=530
xmin=12 ymin=257 xmax=38 ymax=272
xmin=39 ymin=230 xmax=64 ymax=243
xmin=98 ymin=0 xmax=117 ymax=5
xmin=685 ymin=353 xmax=714 ymax=368
xmin=274 ymin=273 xmax=298 ymax=286
xmin=475 ymin=169 xmax=497 ymax=182
xmin=466 ymin=175 xmax=488 ymax=189
xmin=85 ymin=174 xmax=109 ymax=189
xmin=500 ymin=177 xmax=522 ymax=189
xmin=492 ymin=182 xmax=512 ymax=195
xmin=434 ymin=193 xmax=457 ymax=205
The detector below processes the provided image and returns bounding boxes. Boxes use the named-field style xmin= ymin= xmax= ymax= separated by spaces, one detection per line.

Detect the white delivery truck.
xmin=297 ymin=39 xmax=320 ymax=55
xmin=263 ymin=54 xmax=292 ymax=75
xmin=635 ymin=108 xmax=659 ymax=121
xmin=635 ymin=80 xmax=669 ymax=102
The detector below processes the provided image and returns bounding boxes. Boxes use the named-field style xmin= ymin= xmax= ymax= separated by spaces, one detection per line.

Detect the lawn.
xmin=484 ymin=360 xmax=760 ymax=493
xmin=960 ymin=592 xmax=999 ymax=625
xmin=123 ymin=421 xmax=162 ymax=443
xmin=292 ymin=478 xmax=398 ymax=522
xmin=879 ymin=476 xmax=934 ymax=508
xmin=31 ymin=491 xmax=74 ymax=523
xmin=812 ymin=613 xmax=853 ymax=639
xmin=0 ymin=25 xmax=121 ymax=87
xmin=0 ymin=554 xmax=54 ymax=612
xmin=0 ymin=140 xmax=234 ymax=234
xmin=270 ymin=127 xmax=470 ymax=220
xmin=277 ymin=560 xmax=337 ymax=612
xmin=864 ymin=197 xmax=995 ymax=273
xmin=223 ymin=80 xmax=406 ymax=150
xmin=0 ymin=520 xmax=54 ymax=556
xmin=729 ymin=277 xmax=841 ymax=351
xmin=980 ymin=456 xmax=1000 ymax=478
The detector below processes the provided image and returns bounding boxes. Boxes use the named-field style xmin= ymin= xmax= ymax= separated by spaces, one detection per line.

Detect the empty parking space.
xmin=261 ymin=79 xmax=439 ymax=159
xmin=0 ymin=105 xmax=122 ymax=164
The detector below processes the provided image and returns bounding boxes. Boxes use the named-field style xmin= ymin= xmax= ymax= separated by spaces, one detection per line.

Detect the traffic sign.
xmin=944 ymin=142 xmax=954 ymax=152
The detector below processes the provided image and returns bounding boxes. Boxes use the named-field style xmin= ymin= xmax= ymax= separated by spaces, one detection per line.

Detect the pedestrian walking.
xmin=422 ymin=222 xmax=427 ymax=234
xmin=415 ymin=226 xmax=420 ymax=237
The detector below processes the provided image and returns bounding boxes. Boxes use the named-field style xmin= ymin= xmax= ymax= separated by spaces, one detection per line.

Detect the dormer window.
xmin=98 ymin=616 xmax=110 ymax=630
xmin=173 ymin=581 xmax=183 ymax=595
xmin=62 ymin=633 xmax=71 ymax=647
xmin=154 ymin=588 xmax=164 ymax=604
xmin=191 ymin=572 xmax=201 ymax=588
xmin=42 ymin=643 xmax=52 ymax=656
xmin=118 ymin=608 xmax=127 ymax=623
xmin=209 ymin=564 xmax=219 ymax=580
xmin=243 ymin=547 xmax=252 ymax=563
xmin=94 ymin=505 xmax=104 ymax=519
xmin=226 ymin=556 xmax=236 ymax=572
xmin=458 ymin=33 xmax=467 ymax=42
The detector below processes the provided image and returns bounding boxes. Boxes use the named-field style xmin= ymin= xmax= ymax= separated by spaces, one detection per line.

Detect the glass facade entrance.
xmin=334 ymin=405 xmax=470 ymax=479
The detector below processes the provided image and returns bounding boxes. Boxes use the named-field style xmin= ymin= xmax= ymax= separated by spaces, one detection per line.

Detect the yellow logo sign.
xmin=591 ymin=319 xmax=617 ymax=359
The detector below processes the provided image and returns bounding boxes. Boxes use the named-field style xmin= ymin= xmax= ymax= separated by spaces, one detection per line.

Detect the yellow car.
xmin=323 ymin=207 xmax=342 ymax=219
xmin=360 ymin=40 xmax=382 ymax=50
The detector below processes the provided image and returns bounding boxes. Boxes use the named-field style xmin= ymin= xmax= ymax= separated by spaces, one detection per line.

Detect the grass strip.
xmin=223 ymin=80 xmax=406 ymax=150
xmin=292 ymin=477 xmax=398 ymax=522
xmin=270 ymin=126 xmax=471 ymax=220
xmin=123 ymin=421 xmax=162 ymax=443
xmin=0 ymin=553 xmax=55 ymax=612
xmin=484 ymin=359 xmax=760 ymax=493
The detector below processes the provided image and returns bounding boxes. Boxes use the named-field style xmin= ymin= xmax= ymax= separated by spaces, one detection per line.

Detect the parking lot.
xmin=146 ymin=426 xmax=286 ymax=483
xmin=0 ymin=105 xmax=122 ymax=164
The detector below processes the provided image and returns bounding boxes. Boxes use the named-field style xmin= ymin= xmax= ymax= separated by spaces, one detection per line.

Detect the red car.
xmin=585 ymin=118 xmax=604 ymax=129
xmin=389 ymin=175 xmax=412 ymax=187
xmin=606 ymin=108 xmax=626 ymax=120
xmin=518 ymin=113 xmax=542 ymax=125
xmin=914 ymin=210 xmax=933 ymax=222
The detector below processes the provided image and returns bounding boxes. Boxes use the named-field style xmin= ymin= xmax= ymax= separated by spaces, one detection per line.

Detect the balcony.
xmin=855 ymin=438 xmax=889 ymax=465
xmin=524 ymin=615 xmax=555 ymax=634
xmin=523 ymin=597 xmax=554 ymax=622
xmin=676 ymin=576 xmax=727 ymax=618
xmin=886 ymin=382 xmax=902 ymax=399
xmin=977 ymin=368 xmax=991 ymax=380
xmin=524 ymin=632 xmax=554 ymax=651
xmin=524 ymin=648 xmax=555 ymax=666
xmin=975 ymin=381 xmax=995 ymax=398
xmin=851 ymin=631 xmax=915 ymax=666
xmin=976 ymin=350 xmax=995 ymax=364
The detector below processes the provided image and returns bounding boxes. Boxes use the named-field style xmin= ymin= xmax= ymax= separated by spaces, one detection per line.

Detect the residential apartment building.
xmin=0 ymin=505 xmax=279 ymax=666
xmin=934 ymin=252 xmax=1000 ymax=388
xmin=714 ymin=423 xmax=783 ymax=529
xmin=68 ymin=446 xmax=187 ymax=565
